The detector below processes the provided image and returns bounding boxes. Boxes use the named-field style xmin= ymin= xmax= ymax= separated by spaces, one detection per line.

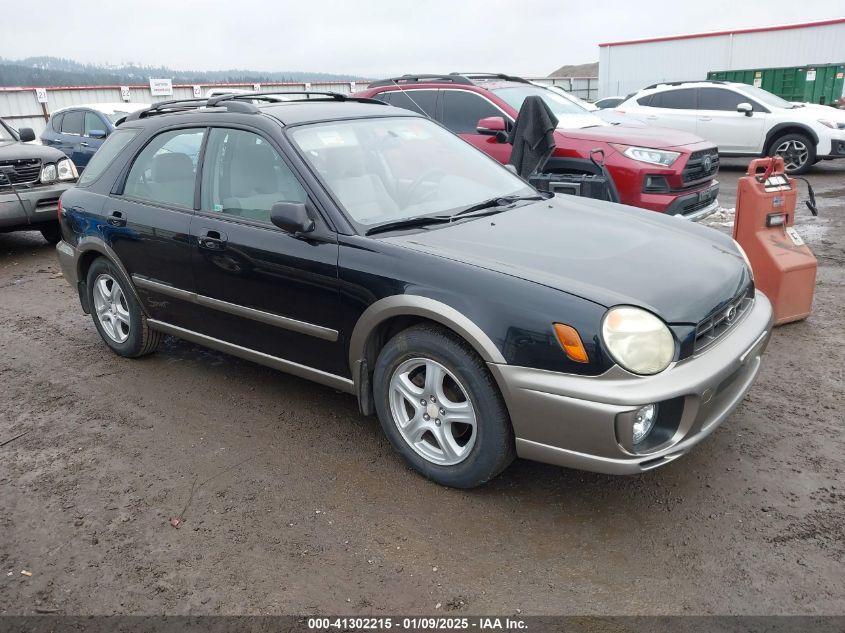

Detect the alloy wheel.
xmin=389 ymin=358 xmax=477 ymax=466
xmin=92 ymin=273 xmax=131 ymax=343
xmin=774 ymin=139 xmax=809 ymax=171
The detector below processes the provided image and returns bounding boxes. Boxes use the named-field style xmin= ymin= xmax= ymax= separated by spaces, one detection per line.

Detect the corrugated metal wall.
xmin=598 ymin=20 xmax=845 ymax=98
xmin=0 ymin=76 xmax=597 ymax=136
xmin=0 ymin=81 xmax=365 ymax=135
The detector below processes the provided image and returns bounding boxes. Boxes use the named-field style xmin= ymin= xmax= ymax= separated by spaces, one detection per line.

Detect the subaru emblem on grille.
xmin=725 ymin=305 xmax=737 ymax=322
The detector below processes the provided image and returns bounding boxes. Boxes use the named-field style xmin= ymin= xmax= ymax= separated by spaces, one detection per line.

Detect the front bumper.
xmin=489 ymin=291 xmax=773 ymax=475
xmin=0 ymin=182 xmax=73 ymax=230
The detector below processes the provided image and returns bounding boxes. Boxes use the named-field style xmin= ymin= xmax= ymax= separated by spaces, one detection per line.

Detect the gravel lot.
xmin=1 ymin=159 xmax=843 ymax=616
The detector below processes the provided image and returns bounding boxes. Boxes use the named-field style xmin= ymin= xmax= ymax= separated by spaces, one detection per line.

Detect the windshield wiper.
xmin=365 ymin=214 xmax=452 ymax=236
xmin=450 ymin=194 xmax=545 ymax=218
xmin=365 ymin=194 xmax=544 ymax=236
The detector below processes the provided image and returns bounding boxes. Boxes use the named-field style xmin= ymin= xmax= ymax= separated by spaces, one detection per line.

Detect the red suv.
xmin=354 ymin=73 xmax=720 ymax=220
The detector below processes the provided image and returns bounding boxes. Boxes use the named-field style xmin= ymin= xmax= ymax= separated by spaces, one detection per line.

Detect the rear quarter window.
xmin=77 ymin=128 xmax=140 ymax=187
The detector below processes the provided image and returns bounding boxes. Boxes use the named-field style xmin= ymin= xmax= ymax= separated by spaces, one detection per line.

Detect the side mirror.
xmin=88 ymin=129 xmax=107 ymax=139
xmin=270 ymin=201 xmax=315 ymax=235
xmin=477 ymin=116 xmax=508 ymax=143
xmin=18 ymin=127 xmax=35 ymax=142
xmin=736 ymin=102 xmax=753 ymax=117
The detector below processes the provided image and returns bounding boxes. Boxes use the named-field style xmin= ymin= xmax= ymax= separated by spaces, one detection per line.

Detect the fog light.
xmin=632 ymin=404 xmax=658 ymax=444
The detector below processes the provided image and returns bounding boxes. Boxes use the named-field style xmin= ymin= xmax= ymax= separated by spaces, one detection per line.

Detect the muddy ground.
xmin=1 ymin=160 xmax=843 ymax=616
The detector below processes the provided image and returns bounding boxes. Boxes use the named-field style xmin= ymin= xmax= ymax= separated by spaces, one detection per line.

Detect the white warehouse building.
xmin=598 ymin=18 xmax=845 ymax=98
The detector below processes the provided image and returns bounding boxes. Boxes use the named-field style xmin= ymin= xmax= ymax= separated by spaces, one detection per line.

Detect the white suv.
xmin=613 ymin=81 xmax=845 ymax=174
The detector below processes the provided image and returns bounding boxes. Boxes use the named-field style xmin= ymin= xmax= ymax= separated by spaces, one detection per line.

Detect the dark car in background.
xmin=40 ymin=102 xmax=148 ymax=170
xmin=55 ymin=93 xmax=771 ymax=488
xmin=354 ymin=73 xmax=722 ymax=220
xmin=1 ymin=116 xmax=78 ymax=243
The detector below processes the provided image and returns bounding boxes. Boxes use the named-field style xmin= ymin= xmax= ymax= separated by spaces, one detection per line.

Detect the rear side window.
xmin=123 ymin=128 xmax=205 ymax=208
xmin=61 ymin=111 xmax=84 ymax=135
xmin=84 ymin=112 xmax=106 ymax=136
xmin=201 ymin=128 xmax=306 ymax=223
xmin=77 ymin=128 xmax=140 ymax=187
xmin=650 ymin=89 xmax=698 ymax=109
xmin=441 ymin=91 xmax=501 ymax=133
xmin=698 ymin=88 xmax=761 ymax=112
xmin=51 ymin=112 xmax=65 ymax=132
xmin=381 ymin=90 xmax=437 ymax=117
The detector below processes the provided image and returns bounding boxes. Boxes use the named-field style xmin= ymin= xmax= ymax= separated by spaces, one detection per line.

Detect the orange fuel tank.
xmin=733 ymin=157 xmax=817 ymax=326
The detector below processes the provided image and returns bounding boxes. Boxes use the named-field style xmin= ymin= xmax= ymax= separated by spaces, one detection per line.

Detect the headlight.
xmin=818 ymin=119 xmax=845 ymax=130
xmin=733 ymin=239 xmax=754 ymax=280
xmin=40 ymin=163 xmax=57 ymax=183
xmin=612 ymin=144 xmax=680 ymax=167
xmin=57 ymin=158 xmax=78 ymax=181
xmin=602 ymin=306 xmax=675 ymax=375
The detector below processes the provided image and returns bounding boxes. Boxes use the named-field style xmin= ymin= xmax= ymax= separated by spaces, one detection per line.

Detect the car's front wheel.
xmin=86 ymin=257 xmax=161 ymax=358
xmin=373 ymin=324 xmax=515 ymax=488
xmin=770 ymin=133 xmax=815 ymax=174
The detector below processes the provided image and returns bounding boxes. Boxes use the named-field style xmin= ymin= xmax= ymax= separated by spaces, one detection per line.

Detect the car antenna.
xmin=389 ymin=78 xmax=435 ymax=121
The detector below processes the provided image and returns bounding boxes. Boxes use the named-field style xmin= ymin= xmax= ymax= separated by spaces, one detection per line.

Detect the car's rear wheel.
xmin=86 ymin=257 xmax=161 ymax=358
xmin=373 ymin=324 xmax=515 ymax=488
xmin=40 ymin=224 xmax=61 ymax=245
xmin=770 ymin=133 xmax=815 ymax=174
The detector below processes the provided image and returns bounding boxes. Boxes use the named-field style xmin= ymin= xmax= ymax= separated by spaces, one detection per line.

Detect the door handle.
xmin=699 ymin=116 xmax=712 ymax=122
xmin=80 ymin=142 xmax=90 ymax=147
xmin=198 ymin=229 xmax=227 ymax=251
xmin=107 ymin=210 xmax=127 ymax=227
xmin=646 ymin=115 xmax=658 ymax=120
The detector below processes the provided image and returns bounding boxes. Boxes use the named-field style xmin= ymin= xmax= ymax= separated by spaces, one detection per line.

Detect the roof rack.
xmin=368 ymin=74 xmax=474 ymax=88
xmin=124 ymin=91 xmax=385 ymax=121
xmin=643 ymin=79 xmax=729 ymax=89
xmin=450 ymin=72 xmax=532 ymax=84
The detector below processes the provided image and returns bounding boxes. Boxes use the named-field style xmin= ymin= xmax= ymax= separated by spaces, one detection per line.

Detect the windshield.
xmin=736 ymin=85 xmax=795 ymax=109
xmin=493 ymin=85 xmax=597 ymax=118
xmin=290 ymin=117 xmax=532 ymax=228
xmin=0 ymin=119 xmax=14 ymax=141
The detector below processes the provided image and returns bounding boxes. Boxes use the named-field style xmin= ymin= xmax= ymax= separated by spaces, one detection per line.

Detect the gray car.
xmin=1 ymin=117 xmax=78 ymax=244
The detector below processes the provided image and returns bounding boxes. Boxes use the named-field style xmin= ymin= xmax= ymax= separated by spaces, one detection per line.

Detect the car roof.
xmin=122 ymin=98 xmax=419 ymax=129
xmin=258 ymin=100 xmax=417 ymax=125
xmin=51 ymin=102 xmax=150 ymax=116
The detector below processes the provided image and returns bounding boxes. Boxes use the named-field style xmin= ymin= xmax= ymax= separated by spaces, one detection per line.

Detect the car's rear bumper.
xmin=0 ymin=182 xmax=72 ymax=230
xmin=489 ymin=291 xmax=773 ymax=475
xmin=56 ymin=239 xmax=80 ymax=285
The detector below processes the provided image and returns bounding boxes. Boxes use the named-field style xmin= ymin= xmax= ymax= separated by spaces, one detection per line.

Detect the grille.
xmin=679 ymin=190 xmax=718 ymax=216
xmin=695 ymin=285 xmax=753 ymax=354
xmin=0 ymin=158 xmax=42 ymax=186
xmin=683 ymin=149 xmax=719 ymax=184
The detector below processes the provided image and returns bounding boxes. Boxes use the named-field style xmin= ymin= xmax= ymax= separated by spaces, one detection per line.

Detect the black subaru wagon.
xmin=56 ymin=93 xmax=773 ymax=488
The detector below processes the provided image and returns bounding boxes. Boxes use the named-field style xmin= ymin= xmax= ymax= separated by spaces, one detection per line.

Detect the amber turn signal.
xmin=553 ymin=323 xmax=589 ymax=363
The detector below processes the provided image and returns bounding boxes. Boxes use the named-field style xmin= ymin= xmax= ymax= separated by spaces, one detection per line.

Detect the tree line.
xmin=0 ymin=56 xmax=362 ymax=87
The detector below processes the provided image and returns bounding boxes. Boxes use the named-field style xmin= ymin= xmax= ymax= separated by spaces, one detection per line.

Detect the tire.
xmin=40 ymin=224 xmax=62 ymax=245
xmin=373 ymin=324 xmax=515 ymax=488
xmin=769 ymin=133 xmax=815 ymax=175
xmin=86 ymin=257 xmax=161 ymax=358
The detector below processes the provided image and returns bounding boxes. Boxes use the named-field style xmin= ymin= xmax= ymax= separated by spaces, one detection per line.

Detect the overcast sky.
xmin=1 ymin=0 xmax=842 ymax=77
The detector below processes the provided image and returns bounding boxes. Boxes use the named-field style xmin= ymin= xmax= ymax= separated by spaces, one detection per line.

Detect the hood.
xmin=0 ymin=140 xmax=67 ymax=162
xmin=385 ymin=197 xmax=749 ymax=324
xmin=799 ymin=103 xmax=845 ymax=120
xmin=557 ymin=124 xmax=707 ymax=148
xmin=555 ymin=113 xmax=609 ymax=130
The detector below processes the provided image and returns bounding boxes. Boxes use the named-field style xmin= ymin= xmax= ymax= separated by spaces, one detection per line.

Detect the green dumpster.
xmin=708 ymin=63 xmax=844 ymax=107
